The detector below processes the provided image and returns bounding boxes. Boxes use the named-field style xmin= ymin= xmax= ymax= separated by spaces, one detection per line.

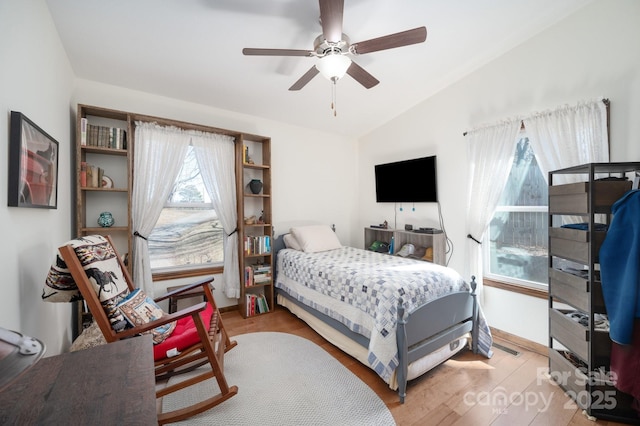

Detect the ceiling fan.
xmin=242 ymin=0 xmax=427 ymax=93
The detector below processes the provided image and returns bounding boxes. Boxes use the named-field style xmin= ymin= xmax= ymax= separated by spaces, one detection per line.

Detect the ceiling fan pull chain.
xmin=331 ymin=81 xmax=337 ymax=117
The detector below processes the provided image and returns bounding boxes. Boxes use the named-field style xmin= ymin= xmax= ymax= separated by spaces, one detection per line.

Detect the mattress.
xmin=275 ymin=246 xmax=470 ymax=383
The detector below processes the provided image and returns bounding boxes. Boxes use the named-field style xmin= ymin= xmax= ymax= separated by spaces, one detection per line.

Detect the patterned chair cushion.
xmin=43 ymin=235 xmax=130 ymax=331
xmin=117 ymin=289 xmax=176 ymax=344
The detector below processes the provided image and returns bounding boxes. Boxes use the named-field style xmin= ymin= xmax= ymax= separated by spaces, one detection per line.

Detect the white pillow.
xmin=290 ymin=225 xmax=342 ymax=253
xmin=283 ymin=234 xmax=302 ymax=251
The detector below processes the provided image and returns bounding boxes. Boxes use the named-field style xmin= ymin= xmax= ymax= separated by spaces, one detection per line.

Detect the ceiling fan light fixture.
xmin=316 ymin=54 xmax=351 ymax=82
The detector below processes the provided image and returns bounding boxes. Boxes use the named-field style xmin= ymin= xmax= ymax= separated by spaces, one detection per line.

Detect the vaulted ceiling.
xmin=46 ymin=0 xmax=592 ymax=138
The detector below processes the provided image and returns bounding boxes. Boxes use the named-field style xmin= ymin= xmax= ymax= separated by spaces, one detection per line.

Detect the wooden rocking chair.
xmin=58 ymin=235 xmax=238 ymax=425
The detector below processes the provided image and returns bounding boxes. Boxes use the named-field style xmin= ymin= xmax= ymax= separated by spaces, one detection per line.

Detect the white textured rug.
xmin=163 ymin=332 xmax=396 ymax=425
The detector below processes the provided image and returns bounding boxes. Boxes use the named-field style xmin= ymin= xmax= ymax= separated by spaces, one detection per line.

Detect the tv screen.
xmin=375 ymin=156 xmax=438 ymax=203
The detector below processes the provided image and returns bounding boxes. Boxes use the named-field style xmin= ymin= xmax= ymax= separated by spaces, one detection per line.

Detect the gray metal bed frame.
xmin=273 ymin=234 xmax=480 ymax=402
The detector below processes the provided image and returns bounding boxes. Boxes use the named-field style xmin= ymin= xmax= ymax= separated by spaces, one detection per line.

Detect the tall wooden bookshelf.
xmin=74 ymin=105 xmax=133 ymax=336
xmin=75 ymin=104 xmax=133 ymax=265
xmin=236 ymin=135 xmax=273 ymax=318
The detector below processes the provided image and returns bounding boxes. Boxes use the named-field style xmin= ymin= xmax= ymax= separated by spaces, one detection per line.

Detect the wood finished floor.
xmin=221 ymin=306 xmax=630 ymax=426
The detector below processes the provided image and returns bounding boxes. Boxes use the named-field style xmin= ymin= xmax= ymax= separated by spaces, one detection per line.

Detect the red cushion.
xmin=153 ymin=302 xmax=214 ymax=361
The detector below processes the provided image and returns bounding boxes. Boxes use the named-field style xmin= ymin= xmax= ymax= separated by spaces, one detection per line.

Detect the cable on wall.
xmin=437 ymin=202 xmax=454 ymax=266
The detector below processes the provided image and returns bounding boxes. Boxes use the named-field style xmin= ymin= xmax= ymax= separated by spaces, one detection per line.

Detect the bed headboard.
xmin=273 ymin=233 xmax=287 ymax=258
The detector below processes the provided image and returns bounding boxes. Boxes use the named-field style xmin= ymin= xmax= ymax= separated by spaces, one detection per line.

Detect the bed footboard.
xmin=396 ymin=276 xmax=479 ymax=403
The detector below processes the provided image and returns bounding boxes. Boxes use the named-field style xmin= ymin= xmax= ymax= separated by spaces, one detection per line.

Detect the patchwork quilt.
xmin=276 ymin=246 xmax=492 ymax=383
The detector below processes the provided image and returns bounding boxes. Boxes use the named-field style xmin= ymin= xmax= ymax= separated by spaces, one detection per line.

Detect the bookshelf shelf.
xmin=81 ymin=146 xmax=127 ymax=156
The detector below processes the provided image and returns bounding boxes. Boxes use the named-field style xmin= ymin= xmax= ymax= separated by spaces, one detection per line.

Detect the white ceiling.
xmin=46 ymin=0 xmax=592 ymax=138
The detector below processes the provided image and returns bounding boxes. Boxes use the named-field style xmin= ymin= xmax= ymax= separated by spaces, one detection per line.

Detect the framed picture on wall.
xmin=8 ymin=111 xmax=59 ymax=209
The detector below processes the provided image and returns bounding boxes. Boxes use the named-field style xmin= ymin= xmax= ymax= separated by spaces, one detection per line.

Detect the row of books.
xmin=80 ymin=162 xmax=105 ymax=188
xmin=244 ymin=265 xmax=272 ymax=286
xmin=244 ymin=235 xmax=271 ymax=255
xmin=246 ymin=293 xmax=269 ymax=316
xmin=80 ymin=118 xmax=127 ymax=149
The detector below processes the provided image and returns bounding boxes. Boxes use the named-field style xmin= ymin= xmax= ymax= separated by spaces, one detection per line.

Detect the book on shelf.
xmin=80 ymin=162 xmax=87 ymax=187
xmin=244 ymin=264 xmax=272 ymax=286
xmin=91 ymin=165 xmax=100 ymax=187
xmin=82 ymin=162 xmax=106 ymax=188
xmin=244 ymin=266 xmax=253 ymax=287
xmin=80 ymin=118 xmax=88 ymax=145
xmin=85 ymin=123 xmax=127 ymax=149
xmin=245 ymin=293 xmax=269 ymax=316
xmin=243 ymin=235 xmax=271 ymax=255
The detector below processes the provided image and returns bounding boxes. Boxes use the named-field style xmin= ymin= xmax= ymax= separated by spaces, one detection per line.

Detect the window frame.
xmin=482 ymin=137 xmax=549 ymax=293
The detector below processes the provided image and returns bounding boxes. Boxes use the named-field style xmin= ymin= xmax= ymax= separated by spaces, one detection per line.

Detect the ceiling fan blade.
xmin=289 ymin=66 xmax=320 ymax=91
xmin=243 ymin=48 xmax=312 ymax=57
xmin=346 ymin=61 xmax=379 ymax=89
xmin=319 ymin=0 xmax=344 ymax=43
xmin=352 ymin=26 xmax=427 ymax=55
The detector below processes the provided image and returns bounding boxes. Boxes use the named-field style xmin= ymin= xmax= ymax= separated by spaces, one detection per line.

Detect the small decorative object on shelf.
xmin=248 ymin=179 xmax=263 ymax=194
xmin=97 ymin=211 xmax=115 ymax=228
xmin=101 ymin=175 xmax=113 ymax=188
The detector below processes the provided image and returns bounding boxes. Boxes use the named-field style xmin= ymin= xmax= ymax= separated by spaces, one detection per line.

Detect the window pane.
xmin=485 ymin=137 xmax=549 ymax=287
xmin=149 ymin=208 xmax=223 ymax=269
xmin=149 ymin=146 xmax=223 ymax=271
xmin=498 ymin=138 xmax=548 ymax=207
xmin=487 ymin=211 xmax=548 ymax=284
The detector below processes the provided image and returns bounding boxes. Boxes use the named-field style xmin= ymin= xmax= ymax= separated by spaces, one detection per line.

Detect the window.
xmin=484 ymin=136 xmax=548 ymax=289
xmin=148 ymin=146 xmax=224 ymax=271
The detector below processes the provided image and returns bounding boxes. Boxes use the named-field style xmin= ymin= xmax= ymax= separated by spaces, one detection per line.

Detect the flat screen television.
xmin=375 ymin=155 xmax=438 ymax=203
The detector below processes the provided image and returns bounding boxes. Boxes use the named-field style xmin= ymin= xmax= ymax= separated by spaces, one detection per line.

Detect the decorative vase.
xmin=98 ymin=211 xmax=115 ymax=227
xmin=248 ymin=179 xmax=263 ymax=194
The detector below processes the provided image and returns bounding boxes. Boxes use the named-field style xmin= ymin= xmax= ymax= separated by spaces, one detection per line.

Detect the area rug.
xmin=163 ymin=331 xmax=396 ymax=425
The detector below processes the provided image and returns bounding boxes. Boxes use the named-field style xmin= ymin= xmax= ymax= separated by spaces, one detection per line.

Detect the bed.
xmin=273 ymin=225 xmax=493 ymax=402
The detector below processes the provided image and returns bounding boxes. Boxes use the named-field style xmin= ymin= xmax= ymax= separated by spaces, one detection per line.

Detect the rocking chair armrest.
xmin=154 ymin=276 xmax=215 ymax=303
xmin=115 ymin=301 xmax=209 ymax=339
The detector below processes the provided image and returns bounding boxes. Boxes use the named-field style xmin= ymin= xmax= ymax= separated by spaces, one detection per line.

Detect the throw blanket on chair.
xmin=43 ymin=235 xmax=131 ymax=331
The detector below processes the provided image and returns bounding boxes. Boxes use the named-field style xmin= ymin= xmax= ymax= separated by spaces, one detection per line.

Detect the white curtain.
xmin=192 ymin=134 xmax=240 ymax=298
xmin=524 ymin=98 xmax=609 ymax=184
xmin=132 ymin=122 xmax=190 ymax=296
xmin=465 ymin=98 xmax=609 ymax=291
xmin=465 ymin=118 xmax=523 ymax=291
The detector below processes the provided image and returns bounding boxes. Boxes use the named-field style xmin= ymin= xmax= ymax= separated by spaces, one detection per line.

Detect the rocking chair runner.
xmin=56 ymin=235 xmax=238 ymax=425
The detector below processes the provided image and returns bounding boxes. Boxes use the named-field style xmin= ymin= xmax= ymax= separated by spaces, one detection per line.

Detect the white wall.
xmin=0 ymin=0 xmax=76 ymax=355
xmin=357 ymin=0 xmax=640 ymax=345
